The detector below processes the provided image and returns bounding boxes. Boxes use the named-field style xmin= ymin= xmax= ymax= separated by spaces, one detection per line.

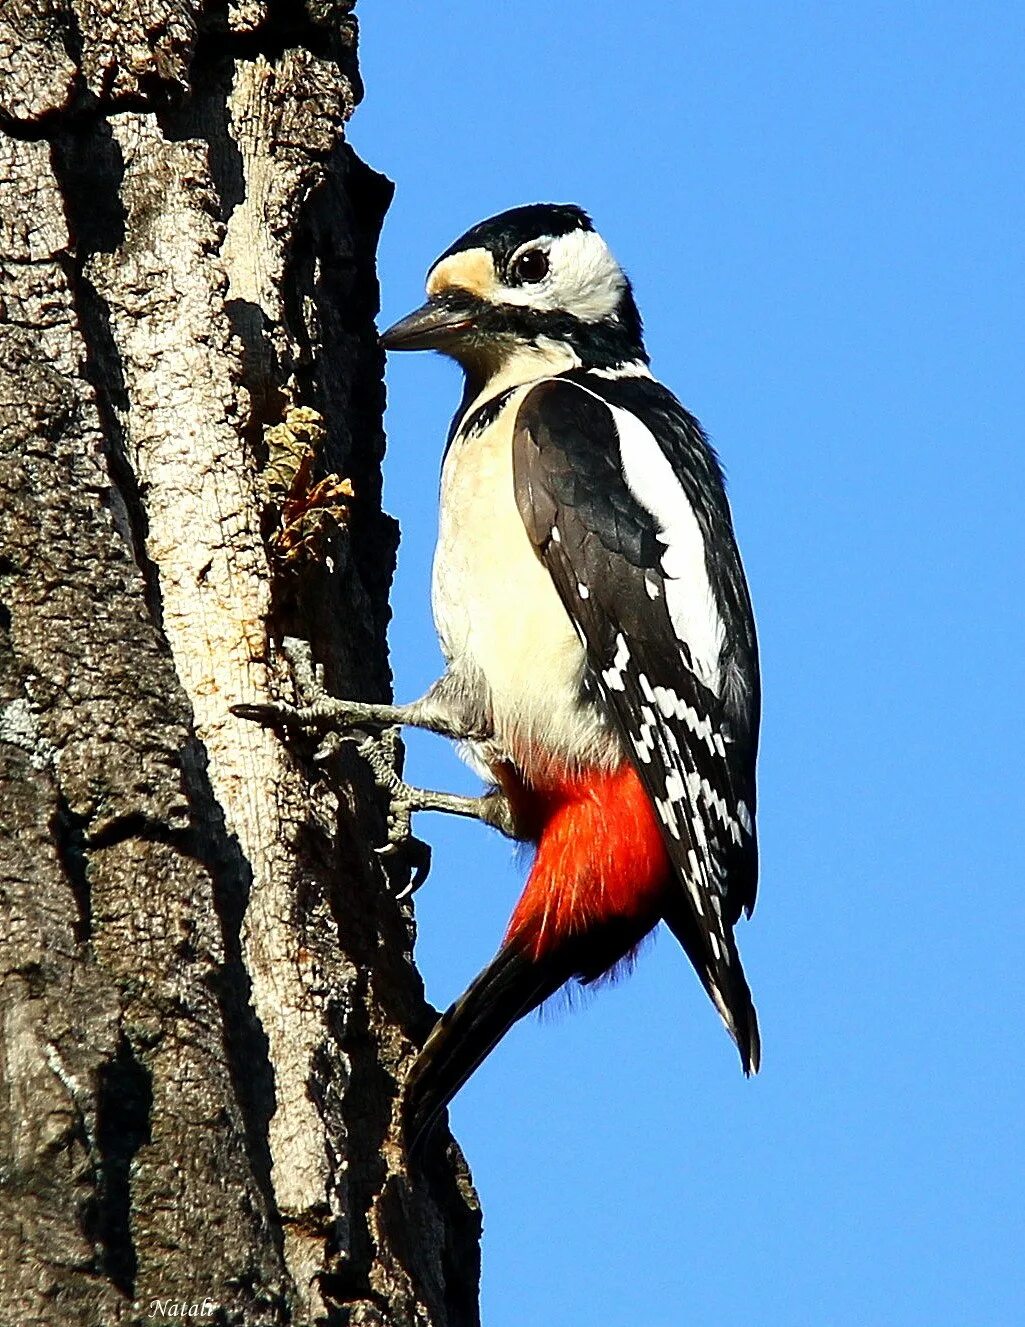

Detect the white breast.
xmin=432 ymin=384 xmax=618 ymax=781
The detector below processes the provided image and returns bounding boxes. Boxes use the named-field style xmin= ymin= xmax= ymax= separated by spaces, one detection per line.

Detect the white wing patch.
xmin=601 ymin=632 xmax=631 ymax=692
xmin=612 ymin=405 xmax=726 ymax=693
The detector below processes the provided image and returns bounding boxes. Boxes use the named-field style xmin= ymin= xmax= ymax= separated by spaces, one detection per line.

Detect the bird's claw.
xmin=313 ymin=732 xmax=345 ymax=763
xmin=358 ymin=730 xmax=434 ymax=894
xmin=388 ymin=836 xmax=433 ymax=898
xmin=231 ymin=700 xmax=293 ymax=727
xmin=232 ymin=696 xmax=390 ymax=740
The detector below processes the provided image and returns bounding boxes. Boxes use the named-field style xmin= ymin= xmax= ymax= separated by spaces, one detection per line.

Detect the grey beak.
xmin=379 ymin=297 xmax=475 ymax=351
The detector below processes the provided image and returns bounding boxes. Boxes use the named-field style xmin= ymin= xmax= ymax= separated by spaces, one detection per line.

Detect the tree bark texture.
xmin=0 ymin=4 xmax=481 ymax=1324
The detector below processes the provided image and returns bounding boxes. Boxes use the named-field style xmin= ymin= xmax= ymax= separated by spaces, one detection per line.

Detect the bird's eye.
xmin=512 ymin=249 xmax=550 ymax=284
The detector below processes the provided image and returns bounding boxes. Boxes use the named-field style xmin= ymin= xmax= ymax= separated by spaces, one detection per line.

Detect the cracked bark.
xmin=0 ymin=4 xmax=482 ymax=1325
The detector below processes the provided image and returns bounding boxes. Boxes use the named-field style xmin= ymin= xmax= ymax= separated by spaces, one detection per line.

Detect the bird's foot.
xmin=232 ymin=694 xmax=400 ymax=753
xmin=356 ymin=729 xmax=433 ymax=896
xmin=232 ymin=637 xmax=411 ymax=762
xmin=359 ymin=729 xmax=518 ymax=836
xmin=232 ymin=638 xmax=518 ymax=894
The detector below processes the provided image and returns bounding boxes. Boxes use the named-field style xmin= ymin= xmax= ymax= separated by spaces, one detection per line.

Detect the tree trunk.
xmin=0 ymin=4 xmax=481 ymax=1324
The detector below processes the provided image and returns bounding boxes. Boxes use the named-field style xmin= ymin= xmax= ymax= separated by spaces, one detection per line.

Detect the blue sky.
xmin=352 ymin=6 xmax=1024 ymax=1324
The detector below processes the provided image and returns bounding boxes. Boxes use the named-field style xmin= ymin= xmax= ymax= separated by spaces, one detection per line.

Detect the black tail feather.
xmin=662 ymin=901 xmax=761 ymax=1074
xmin=404 ymin=944 xmax=567 ymax=1154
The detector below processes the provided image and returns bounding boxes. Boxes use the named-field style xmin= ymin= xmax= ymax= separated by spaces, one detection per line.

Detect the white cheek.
xmin=499 ymin=230 xmax=626 ymax=322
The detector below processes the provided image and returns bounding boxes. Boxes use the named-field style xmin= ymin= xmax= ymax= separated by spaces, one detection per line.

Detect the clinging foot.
xmin=232 ymin=641 xmax=520 ymax=895
xmin=356 ymin=732 xmax=519 ymax=845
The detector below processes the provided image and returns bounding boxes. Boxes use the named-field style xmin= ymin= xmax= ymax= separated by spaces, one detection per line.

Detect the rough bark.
xmin=0 ymin=4 xmax=481 ymax=1324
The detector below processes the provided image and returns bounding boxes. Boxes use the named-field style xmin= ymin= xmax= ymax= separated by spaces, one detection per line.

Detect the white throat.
xmin=461 ymin=336 xmax=582 ymax=414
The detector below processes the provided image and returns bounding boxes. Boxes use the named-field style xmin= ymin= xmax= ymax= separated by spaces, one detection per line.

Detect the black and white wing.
xmin=513 ymin=375 xmax=761 ymax=1069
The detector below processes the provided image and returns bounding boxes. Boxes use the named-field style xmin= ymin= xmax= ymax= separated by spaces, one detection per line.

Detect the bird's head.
xmin=381 ymin=203 xmax=647 ymax=384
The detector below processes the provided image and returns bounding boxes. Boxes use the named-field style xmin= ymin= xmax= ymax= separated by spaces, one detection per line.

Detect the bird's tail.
xmin=662 ymin=895 xmax=761 ymax=1074
xmin=403 ymin=942 xmax=567 ymax=1153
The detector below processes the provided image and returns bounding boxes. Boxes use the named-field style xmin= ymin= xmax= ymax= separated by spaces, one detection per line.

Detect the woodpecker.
xmin=237 ymin=203 xmax=761 ymax=1150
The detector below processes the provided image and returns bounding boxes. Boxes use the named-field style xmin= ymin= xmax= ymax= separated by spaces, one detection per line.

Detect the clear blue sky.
xmin=352 ymin=6 xmax=1024 ymax=1324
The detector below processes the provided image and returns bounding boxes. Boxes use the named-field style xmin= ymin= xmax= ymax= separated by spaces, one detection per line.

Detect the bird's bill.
xmin=379 ymin=296 xmax=476 ymax=351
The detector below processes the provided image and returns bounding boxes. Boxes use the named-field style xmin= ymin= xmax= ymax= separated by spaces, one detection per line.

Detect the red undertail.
xmin=502 ymin=762 xmax=670 ymax=964
xmin=404 ymin=762 xmax=673 ymax=1150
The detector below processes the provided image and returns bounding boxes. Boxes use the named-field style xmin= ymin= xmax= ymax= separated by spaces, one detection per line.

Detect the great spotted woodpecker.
xmin=237 ymin=203 xmax=761 ymax=1149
